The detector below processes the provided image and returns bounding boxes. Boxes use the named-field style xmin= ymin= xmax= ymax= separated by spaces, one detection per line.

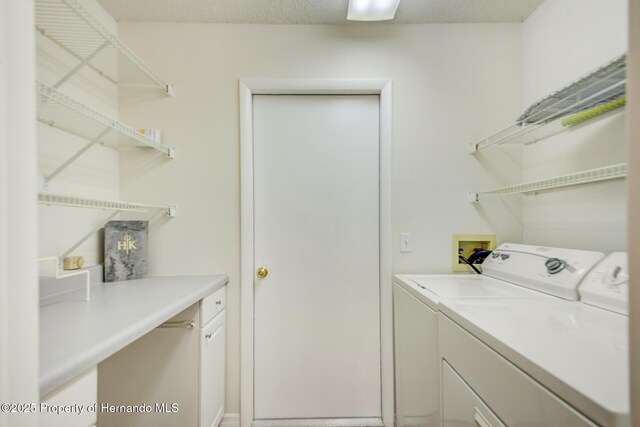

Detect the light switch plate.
xmin=400 ymin=233 xmax=412 ymax=253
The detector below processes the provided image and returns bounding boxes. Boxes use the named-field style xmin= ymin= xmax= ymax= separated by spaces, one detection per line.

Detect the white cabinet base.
xmin=98 ymin=303 xmax=199 ymax=427
xmin=201 ymin=311 xmax=225 ymax=427
xmin=98 ymin=298 xmax=226 ymax=427
xmin=40 ymin=368 xmax=97 ymax=427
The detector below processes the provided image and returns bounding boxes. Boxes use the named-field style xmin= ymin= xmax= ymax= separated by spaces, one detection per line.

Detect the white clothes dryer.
xmin=393 ymin=243 xmax=604 ymax=427
xmin=438 ymin=252 xmax=629 ymax=427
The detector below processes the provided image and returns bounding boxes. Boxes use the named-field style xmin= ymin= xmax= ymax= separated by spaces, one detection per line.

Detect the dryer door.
xmin=442 ymin=361 xmax=505 ymax=427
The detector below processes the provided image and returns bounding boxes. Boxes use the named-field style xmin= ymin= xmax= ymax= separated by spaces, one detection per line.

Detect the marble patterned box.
xmin=104 ymin=221 xmax=148 ymax=282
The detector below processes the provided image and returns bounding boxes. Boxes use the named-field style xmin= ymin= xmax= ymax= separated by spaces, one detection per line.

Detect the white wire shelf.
xmin=472 ymin=55 xmax=626 ymax=152
xmin=37 ymin=82 xmax=175 ymax=184
xmin=468 ymin=163 xmax=627 ymax=203
xmin=38 ymin=193 xmax=177 ymax=217
xmin=35 ymin=0 xmax=174 ymax=95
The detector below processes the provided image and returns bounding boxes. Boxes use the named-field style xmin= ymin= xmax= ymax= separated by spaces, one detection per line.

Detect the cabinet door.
xmin=40 ymin=368 xmax=97 ymax=427
xmin=200 ymin=310 xmax=225 ymax=427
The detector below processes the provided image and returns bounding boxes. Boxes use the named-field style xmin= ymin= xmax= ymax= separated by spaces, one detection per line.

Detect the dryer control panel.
xmin=578 ymin=252 xmax=628 ymax=315
xmin=482 ymin=243 xmax=605 ymax=301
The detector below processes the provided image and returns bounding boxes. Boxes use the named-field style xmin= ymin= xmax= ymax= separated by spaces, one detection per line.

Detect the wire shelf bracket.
xmin=38 ymin=193 xmax=177 ymax=217
xmin=58 ymin=207 xmax=174 ymax=263
xmin=60 ymin=211 xmax=119 ymax=262
xmin=469 ymin=163 xmax=628 ymax=203
xmin=471 ymin=55 xmax=627 ymax=152
xmin=53 ymin=40 xmax=109 ymax=89
xmin=35 ymin=0 xmax=174 ymax=95
xmin=37 ymin=82 xmax=175 ymax=182
xmin=43 ymin=127 xmax=112 ymax=187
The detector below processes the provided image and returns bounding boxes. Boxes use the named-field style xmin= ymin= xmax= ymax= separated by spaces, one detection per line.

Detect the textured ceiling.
xmin=96 ymin=0 xmax=545 ymax=24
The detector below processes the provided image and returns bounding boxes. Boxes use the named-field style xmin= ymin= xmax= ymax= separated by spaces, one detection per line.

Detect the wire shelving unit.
xmin=35 ymin=1 xmax=178 ymax=264
xmin=35 ymin=0 xmax=174 ymax=95
xmin=37 ymin=82 xmax=173 ymax=154
xmin=468 ymin=163 xmax=627 ymax=203
xmin=37 ymin=82 xmax=175 ymax=184
xmin=471 ymin=55 xmax=626 ymax=152
xmin=38 ymin=193 xmax=177 ymax=217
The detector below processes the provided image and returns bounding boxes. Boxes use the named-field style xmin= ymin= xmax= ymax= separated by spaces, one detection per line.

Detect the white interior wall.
xmin=0 ymin=1 xmax=39 ymax=425
xmin=116 ymin=22 xmax=524 ymax=414
xmin=521 ymin=0 xmax=628 ymax=252
xmin=627 ymin=0 xmax=639 ymax=424
xmin=37 ymin=0 xmax=120 ymax=266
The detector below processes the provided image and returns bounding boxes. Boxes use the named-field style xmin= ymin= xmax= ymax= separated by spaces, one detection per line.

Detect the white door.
xmin=253 ymin=95 xmax=381 ymax=420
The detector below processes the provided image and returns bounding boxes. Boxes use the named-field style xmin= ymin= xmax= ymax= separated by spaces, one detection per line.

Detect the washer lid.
xmin=579 ymin=252 xmax=629 ymax=315
xmin=410 ymin=275 xmax=549 ymax=298
xmin=393 ymin=274 xmax=553 ymax=311
xmin=482 ymin=243 xmax=605 ymax=300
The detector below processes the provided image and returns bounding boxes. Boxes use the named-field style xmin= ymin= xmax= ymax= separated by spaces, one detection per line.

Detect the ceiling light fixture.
xmin=347 ymin=0 xmax=402 ymax=21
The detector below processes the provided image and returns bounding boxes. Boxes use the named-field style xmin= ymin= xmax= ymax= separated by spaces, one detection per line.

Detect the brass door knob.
xmin=257 ymin=267 xmax=269 ymax=278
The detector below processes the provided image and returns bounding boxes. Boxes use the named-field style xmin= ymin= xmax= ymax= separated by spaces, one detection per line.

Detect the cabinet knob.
xmin=257 ymin=267 xmax=269 ymax=278
xmin=215 ymin=300 xmax=222 ymax=305
xmin=205 ymin=333 xmax=212 ymax=339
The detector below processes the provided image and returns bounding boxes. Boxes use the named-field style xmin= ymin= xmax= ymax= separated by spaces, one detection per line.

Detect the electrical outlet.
xmin=400 ymin=233 xmax=412 ymax=253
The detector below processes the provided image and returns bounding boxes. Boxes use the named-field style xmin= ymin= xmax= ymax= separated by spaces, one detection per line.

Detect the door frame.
xmin=0 ymin=2 xmax=39 ymax=426
xmin=239 ymin=79 xmax=393 ymax=427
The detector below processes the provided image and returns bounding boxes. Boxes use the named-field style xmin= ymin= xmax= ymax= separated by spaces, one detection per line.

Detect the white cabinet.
xmin=201 ymin=286 xmax=226 ymax=326
xmin=200 ymin=311 xmax=225 ymax=427
xmin=98 ymin=289 xmax=226 ymax=427
xmin=40 ymin=368 xmax=97 ymax=427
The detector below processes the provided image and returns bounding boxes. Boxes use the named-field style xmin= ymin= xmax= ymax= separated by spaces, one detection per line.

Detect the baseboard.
xmin=252 ymin=417 xmax=384 ymax=427
xmin=221 ymin=413 xmax=241 ymax=427
xmin=401 ymin=415 xmax=436 ymax=426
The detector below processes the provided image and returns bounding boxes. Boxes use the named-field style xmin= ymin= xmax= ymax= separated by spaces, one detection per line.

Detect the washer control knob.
xmin=603 ymin=265 xmax=628 ymax=286
xmin=545 ymin=258 xmax=566 ymax=275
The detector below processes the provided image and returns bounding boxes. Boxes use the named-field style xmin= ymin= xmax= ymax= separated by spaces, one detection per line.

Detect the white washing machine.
xmin=438 ymin=252 xmax=629 ymax=427
xmin=393 ymin=243 xmax=604 ymax=427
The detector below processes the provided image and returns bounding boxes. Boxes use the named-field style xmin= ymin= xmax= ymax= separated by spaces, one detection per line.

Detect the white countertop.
xmin=40 ymin=274 xmax=228 ymax=397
